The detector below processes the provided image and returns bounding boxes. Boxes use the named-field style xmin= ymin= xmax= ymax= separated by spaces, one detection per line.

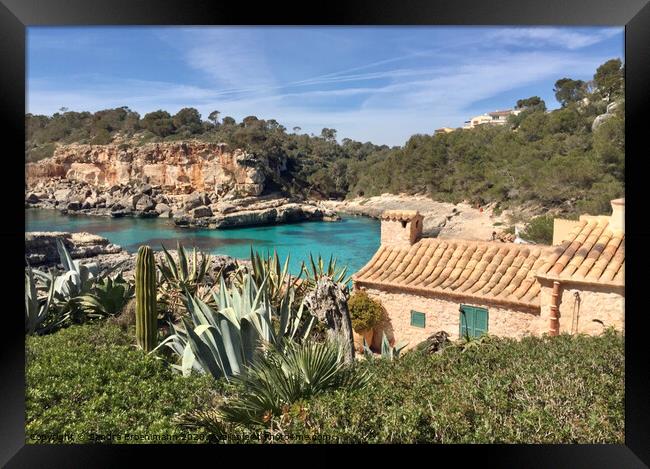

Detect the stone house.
xmin=352 ymin=200 xmax=624 ymax=348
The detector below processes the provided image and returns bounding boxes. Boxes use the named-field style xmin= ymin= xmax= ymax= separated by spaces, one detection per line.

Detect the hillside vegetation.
xmin=26 ymin=58 xmax=624 ymax=218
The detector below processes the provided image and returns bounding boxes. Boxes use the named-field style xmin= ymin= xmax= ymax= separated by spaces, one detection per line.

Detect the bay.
xmin=25 ymin=209 xmax=380 ymax=276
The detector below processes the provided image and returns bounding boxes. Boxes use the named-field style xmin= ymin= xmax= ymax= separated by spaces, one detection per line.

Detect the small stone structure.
xmin=353 ymin=201 xmax=625 ymax=348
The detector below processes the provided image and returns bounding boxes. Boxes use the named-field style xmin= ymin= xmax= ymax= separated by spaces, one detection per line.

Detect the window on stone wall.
xmin=410 ymin=310 xmax=426 ymax=328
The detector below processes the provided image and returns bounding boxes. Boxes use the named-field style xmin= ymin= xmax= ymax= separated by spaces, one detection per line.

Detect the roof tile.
xmin=354 ymin=238 xmax=550 ymax=307
xmin=355 ymin=209 xmax=624 ymax=307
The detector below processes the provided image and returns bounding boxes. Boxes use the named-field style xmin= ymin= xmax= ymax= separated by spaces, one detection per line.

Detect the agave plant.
xmin=215 ymin=338 xmax=369 ymax=426
xmin=26 ymin=239 xmax=125 ymax=332
xmin=362 ymin=331 xmax=408 ymax=361
xmin=73 ymin=274 xmax=134 ymax=319
xmin=31 ymin=239 xmax=102 ymax=325
xmin=300 ymin=253 xmax=350 ymax=289
xmin=52 ymin=238 xmax=99 ymax=298
xmin=25 ymin=263 xmax=57 ymax=335
xmin=155 ymin=272 xmax=315 ymax=380
xmin=157 ymin=241 xmax=212 ymax=315
xmin=456 ymin=333 xmax=492 ymax=353
xmin=158 ymin=241 xmax=212 ymax=292
xmin=232 ymin=248 xmax=300 ymax=307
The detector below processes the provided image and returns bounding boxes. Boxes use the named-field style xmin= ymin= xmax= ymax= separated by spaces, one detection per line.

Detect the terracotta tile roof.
xmin=536 ymin=216 xmax=624 ymax=287
xmin=353 ymin=238 xmax=551 ymax=308
xmin=380 ymin=210 xmax=421 ymax=222
xmin=354 ymin=213 xmax=625 ymax=308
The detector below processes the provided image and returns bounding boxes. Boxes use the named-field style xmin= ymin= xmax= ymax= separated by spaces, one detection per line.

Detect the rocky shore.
xmin=319 ymin=194 xmax=510 ymax=241
xmin=26 ymin=178 xmax=340 ymax=229
xmin=25 ymin=141 xmax=340 ymax=228
xmin=26 ymin=231 xmax=123 ymax=266
xmin=25 ymin=231 xmax=242 ymax=281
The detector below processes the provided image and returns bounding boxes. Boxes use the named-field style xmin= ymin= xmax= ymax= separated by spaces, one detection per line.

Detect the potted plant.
xmin=348 ymin=291 xmax=383 ymax=352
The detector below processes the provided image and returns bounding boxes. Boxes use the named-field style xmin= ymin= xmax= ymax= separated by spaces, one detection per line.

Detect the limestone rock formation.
xmin=592 ymin=101 xmax=620 ymax=132
xmin=25 ymin=141 xmax=342 ymax=229
xmin=26 ymin=141 xmax=269 ymax=198
xmin=25 ymin=231 xmax=123 ymax=265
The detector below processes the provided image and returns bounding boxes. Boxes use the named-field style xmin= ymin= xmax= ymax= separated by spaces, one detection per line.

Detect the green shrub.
xmin=280 ymin=331 xmax=624 ymax=443
xmin=26 ymin=322 xmax=221 ymax=444
xmin=348 ymin=291 xmax=382 ymax=332
xmin=217 ymin=339 xmax=369 ymax=427
xmin=90 ymin=128 xmax=112 ymax=145
xmin=521 ymin=215 xmax=554 ymax=245
xmin=26 ymin=143 xmax=56 ymax=162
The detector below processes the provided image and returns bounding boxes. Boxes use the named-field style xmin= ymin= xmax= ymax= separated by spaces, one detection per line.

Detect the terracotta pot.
xmin=353 ymin=329 xmax=374 ymax=352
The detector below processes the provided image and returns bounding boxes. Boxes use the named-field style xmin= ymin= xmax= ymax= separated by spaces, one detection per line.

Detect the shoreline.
xmin=25 ymin=230 xmax=245 ymax=282
xmin=318 ymin=194 xmax=510 ymax=241
xmin=27 ymin=190 xmax=514 ymax=243
xmin=25 ymin=204 xmax=348 ymax=232
xmin=25 ymin=180 xmax=341 ymax=230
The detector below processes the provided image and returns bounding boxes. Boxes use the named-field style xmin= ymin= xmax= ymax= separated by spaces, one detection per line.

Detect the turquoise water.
xmin=25 ymin=209 xmax=380 ymax=276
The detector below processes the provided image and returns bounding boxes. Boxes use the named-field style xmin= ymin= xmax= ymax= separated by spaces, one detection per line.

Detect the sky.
xmin=27 ymin=26 xmax=624 ymax=146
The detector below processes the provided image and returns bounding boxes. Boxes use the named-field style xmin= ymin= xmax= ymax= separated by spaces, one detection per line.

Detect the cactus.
xmin=135 ymin=245 xmax=158 ymax=352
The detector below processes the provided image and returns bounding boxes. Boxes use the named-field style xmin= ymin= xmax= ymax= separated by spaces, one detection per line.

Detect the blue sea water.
xmin=25 ymin=209 xmax=380 ymax=276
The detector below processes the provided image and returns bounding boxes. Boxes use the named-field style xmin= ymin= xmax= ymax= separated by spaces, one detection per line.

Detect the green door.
xmin=459 ymin=305 xmax=489 ymax=338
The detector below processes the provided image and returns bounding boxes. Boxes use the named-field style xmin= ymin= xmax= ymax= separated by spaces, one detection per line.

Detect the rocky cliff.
xmin=26 ymin=141 xmax=269 ymax=197
xmin=25 ymin=141 xmax=339 ymax=228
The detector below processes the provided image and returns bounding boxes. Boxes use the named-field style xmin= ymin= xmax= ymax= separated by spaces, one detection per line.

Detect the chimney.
xmin=380 ymin=210 xmax=424 ymax=247
xmin=609 ymin=198 xmax=624 ymax=232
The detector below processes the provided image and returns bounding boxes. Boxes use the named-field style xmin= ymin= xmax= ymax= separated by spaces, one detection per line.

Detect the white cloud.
xmin=160 ymin=28 xmax=277 ymax=91
xmin=488 ymin=27 xmax=622 ymax=50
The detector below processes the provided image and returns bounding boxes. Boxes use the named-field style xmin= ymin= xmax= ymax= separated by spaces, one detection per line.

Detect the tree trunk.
xmin=304 ymin=276 xmax=355 ymax=363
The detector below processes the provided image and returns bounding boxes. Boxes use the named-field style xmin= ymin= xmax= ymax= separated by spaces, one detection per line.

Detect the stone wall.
xmin=539 ymin=281 xmax=624 ymax=335
xmin=361 ymin=286 xmax=543 ymax=349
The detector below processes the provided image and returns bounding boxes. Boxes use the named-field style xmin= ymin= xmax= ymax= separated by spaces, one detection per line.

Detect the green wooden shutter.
xmin=473 ymin=307 xmax=488 ymax=336
xmin=459 ymin=305 xmax=488 ymax=338
xmin=410 ymin=310 xmax=426 ymax=328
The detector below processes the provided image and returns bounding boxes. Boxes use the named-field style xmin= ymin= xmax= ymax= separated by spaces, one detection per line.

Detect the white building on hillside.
xmin=463 ymin=109 xmax=522 ymax=129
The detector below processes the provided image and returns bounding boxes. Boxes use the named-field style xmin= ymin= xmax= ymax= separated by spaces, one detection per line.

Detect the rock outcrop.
xmin=26 ymin=141 xmax=270 ymax=197
xmin=25 ymin=141 xmax=341 ymax=228
xmin=25 ymin=231 xmax=244 ymax=282
xmin=591 ymin=101 xmax=621 ymax=132
xmin=174 ymin=195 xmax=340 ymax=229
xmin=25 ymin=231 xmax=123 ymax=266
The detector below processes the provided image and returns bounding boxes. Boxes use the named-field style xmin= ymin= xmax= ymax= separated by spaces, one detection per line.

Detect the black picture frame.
xmin=2 ymin=0 xmax=648 ymax=465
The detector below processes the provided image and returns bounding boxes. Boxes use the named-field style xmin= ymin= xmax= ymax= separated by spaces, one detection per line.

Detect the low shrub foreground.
xmin=26 ymin=322 xmax=220 ymax=444
xmin=280 ymin=331 xmax=624 ymax=444
xmin=26 ymin=321 xmax=624 ymax=444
